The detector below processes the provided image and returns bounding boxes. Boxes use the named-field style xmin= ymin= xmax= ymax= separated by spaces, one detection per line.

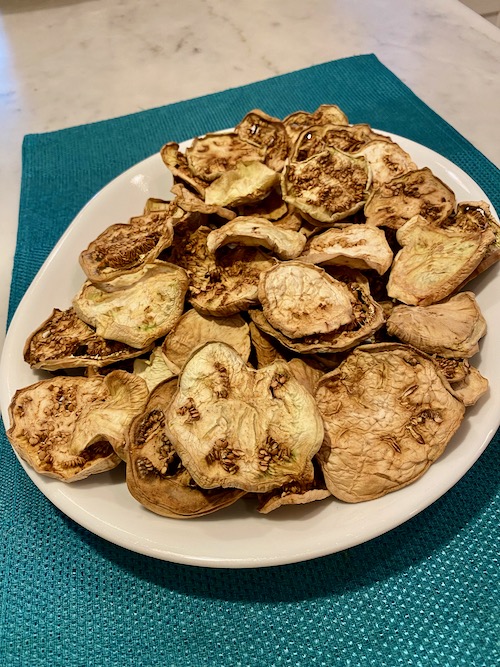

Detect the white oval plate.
xmin=1 ymin=132 xmax=499 ymax=568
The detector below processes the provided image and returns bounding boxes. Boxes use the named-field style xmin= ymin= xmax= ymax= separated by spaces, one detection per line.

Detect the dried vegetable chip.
xmin=204 ymin=160 xmax=279 ymax=208
xmin=186 ymin=132 xmax=264 ymax=182
xmin=353 ymin=139 xmax=416 ymax=188
xmin=235 ymin=108 xmax=290 ymax=172
xmin=133 ymin=347 xmax=178 ymax=392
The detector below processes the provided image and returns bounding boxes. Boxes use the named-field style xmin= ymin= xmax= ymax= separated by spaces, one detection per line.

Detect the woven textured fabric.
xmin=1 ymin=55 xmax=498 ymax=667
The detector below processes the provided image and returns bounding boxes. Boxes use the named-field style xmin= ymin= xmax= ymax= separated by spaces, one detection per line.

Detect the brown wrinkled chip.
xmin=293 ymin=123 xmax=391 ymax=161
xmin=207 ymin=216 xmax=307 ymax=260
xmin=256 ymin=461 xmax=331 ymax=514
xmin=450 ymin=365 xmax=489 ymax=407
xmin=387 ymin=214 xmax=495 ymax=305
xmin=258 ymin=261 xmax=354 ymax=338
xmin=126 ymin=378 xmax=245 ymax=518
xmin=353 ymin=139 xmax=416 ymax=188
xmin=386 ymin=291 xmax=487 ymax=358
xmin=160 ymin=142 xmax=208 ymax=196
xmin=364 ymin=167 xmax=456 ymax=229
xmin=170 ymin=183 xmax=236 ymax=220
xmin=23 ymin=307 xmax=152 ymax=370
xmin=283 ymin=104 xmax=349 ymax=144
xmin=186 ymin=132 xmax=264 ymax=182
xmin=7 ymin=375 xmax=121 ymax=481
xmin=235 ymin=108 xmax=290 ymax=173
xmin=204 ymin=161 xmax=279 ymax=208
xmin=133 ymin=347 xmax=178 ymax=392
xmin=249 ymin=321 xmax=286 ymax=368
xmin=73 ymin=260 xmax=189 ymax=348
xmin=315 ymin=343 xmax=465 ymax=502
xmin=165 ymin=342 xmax=324 ymax=493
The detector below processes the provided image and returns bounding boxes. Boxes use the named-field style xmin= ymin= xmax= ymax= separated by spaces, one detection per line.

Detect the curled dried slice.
xmin=386 ymin=292 xmax=487 ymax=358
xmin=235 ymin=108 xmax=290 ymax=172
xmin=207 ymin=217 xmax=307 ymax=260
xmin=23 ymin=307 xmax=151 ymax=370
xmin=353 ymin=139 xmax=416 ymax=188
xmin=170 ymin=183 xmax=236 ymax=220
xmin=258 ymin=262 xmax=354 ymax=338
xmin=69 ymin=370 xmax=149 ymax=461
xmin=387 ymin=215 xmax=495 ymax=305
xmin=281 ymin=148 xmax=370 ymax=225
xmin=204 ymin=161 xmax=279 ymax=208
xmin=453 ymin=201 xmax=500 ymax=282
xmin=249 ymin=321 xmax=285 ymax=368
xmin=293 ymin=123 xmax=391 ymax=161
xmin=237 ymin=189 xmax=303 ymax=231
xmin=170 ymin=225 xmax=275 ymax=316
xmin=283 ymin=104 xmax=349 ymax=144
xmin=250 ymin=268 xmax=385 ymax=354
xmin=432 ymin=356 xmax=470 ymax=384
xmin=287 ymin=358 xmax=324 ymax=395
xmin=133 ymin=347 xmax=178 ymax=392
xmin=166 ymin=342 xmax=324 ymax=493
xmin=256 ymin=462 xmax=330 ymax=514
xmin=162 ymin=309 xmax=251 ymax=370
xmin=7 ymin=376 xmax=120 ymax=481
xmin=315 ymin=343 xmax=465 ymax=502
xmin=73 ymin=260 xmax=189 ymax=348
xmin=450 ymin=366 xmax=489 ymax=406
xmin=126 ymin=379 xmax=245 ymax=518
xmin=364 ymin=168 xmax=456 ymax=229
xmin=79 ymin=212 xmax=175 ymax=284
xmin=300 ymin=224 xmax=393 ymax=275
xmin=160 ymin=142 xmax=208 ymax=196
xmin=186 ymin=132 xmax=264 ymax=182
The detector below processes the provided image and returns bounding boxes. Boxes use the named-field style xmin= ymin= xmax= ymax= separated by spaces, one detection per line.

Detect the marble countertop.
xmin=1 ymin=0 xmax=499 ymax=351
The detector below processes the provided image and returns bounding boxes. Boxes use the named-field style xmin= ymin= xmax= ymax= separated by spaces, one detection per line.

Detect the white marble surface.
xmin=0 ymin=0 xmax=499 ymax=352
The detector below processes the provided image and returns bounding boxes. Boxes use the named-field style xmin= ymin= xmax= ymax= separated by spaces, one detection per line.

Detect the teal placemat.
xmin=1 ymin=54 xmax=499 ymax=667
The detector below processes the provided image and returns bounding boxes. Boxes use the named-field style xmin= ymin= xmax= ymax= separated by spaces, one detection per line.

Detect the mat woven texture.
xmin=1 ymin=55 xmax=499 ymax=667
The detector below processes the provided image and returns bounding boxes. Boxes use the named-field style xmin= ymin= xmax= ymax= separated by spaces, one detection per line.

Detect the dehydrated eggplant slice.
xmin=133 ymin=347 xmax=178 ymax=392
xmin=387 ymin=214 xmax=495 ymax=306
xmin=7 ymin=376 xmax=120 ymax=481
xmin=73 ymin=260 xmax=189 ymax=348
xmin=235 ymin=108 xmax=290 ymax=172
xmin=281 ymin=148 xmax=370 ymax=225
xmin=162 ymin=309 xmax=251 ymax=370
xmin=206 ymin=216 xmax=307 ymax=260
xmin=293 ymin=123 xmax=391 ymax=161
xmin=160 ymin=142 xmax=208 ymax=196
xmin=23 ymin=307 xmax=151 ymax=370
xmin=185 ymin=132 xmax=264 ymax=182
xmin=300 ymin=224 xmax=393 ymax=275
xmin=453 ymin=201 xmax=500 ymax=282
xmin=170 ymin=183 xmax=236 ymax=220
xmin=364 ymin=168 xmax=456 ymax=229
xmin=69 ymin=370 xmax=149 ymax=461
xmin=283 ymin=104 xmax=349 ymax=144
xmin=258 ymin=261 xmax=354 ymax=338
xmin=249 ymin=321 xmax=286 ymax=368
xmin=165 ymin=342 xmax=324 ymax=493
xmin=170 ymin=225 xmax=275 ymax=316
xmin=386 ymin=292 xmax=487 ymax=358
xmin=79 ymin=212 xmax=175 ymax=284
xmin=353 ymin=139 xmax=416 ymax=188
xmin=126 ymin=378 xmax=245 ymax=518
xmin=256 ymin=461 xmax=331 ymax=514
xmin=450 ymin=365 xmax=489 ymax=406
xmin=204 ymin=161 xmax=280 ymax=208
xmin=250 ymin=268 xmax=385 ymax=354
xmin=315 ymin=343 xmax=465 ymax=503
xmin=287 ymin=358 xmax=324 ymax=395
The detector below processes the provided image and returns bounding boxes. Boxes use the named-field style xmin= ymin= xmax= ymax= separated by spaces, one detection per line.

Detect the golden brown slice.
xmin=237 ymin=189 xmax=303 ymax=231
xmin=204 ymin=161 xmax=279 ymax=208
xmin=250 ymin=268 xmax=385 ymax=354
xmin=185 ymin=132 xmax=264 ymax=182
xmin=453 ymin=201 xmax=500 ymax=282
xmin=235 ymin=108 xmax=290 ymax=172
xmin=450 ymin=365 xmax=489 ymax=406
xmin=69 ymin=370 xmax=149 ymax=461
xmin=315 ymin=343 xmax=465 ymax=502
xmin=386 ymin=292 xmax=487 ymax=358
xmin=170 ymin=183 xmax=236 ymax=220
xmin=283 ymin=104 xmax=349 ymax=144
xmin=249 ymin=321 xmax=286 ymax=368
xmin=364 ymin=168 xmax=456 ymax=229
xmin=79 ymin=212 xmax=176 ymax=285
xmin=299 ymin=224 xmax=393 ymax=275
xmin=165 ymin=342 xmax=324 ymax=493
xmin=353 ymin=139 xmax=416 ymax=188
xmin=126 ymin=378 xmax=245 ymax=518
xmin=160 ymin=142 xmax=208 ymax=196
xmin=293 ymin=123 xmax=391 ymax=161
xmin=162 ymin=309 xmax=251 ymax=370
xmin=23 ymin=307 xmax=152 ymax=370
xmin=287 ymin=357 xmax=324 ymax=395
xmin=7 ymin=376 xmax=121 ymax=481
xmin=256 ymin=461 xmax=331 ymax=514
xmin=73 ymin=260 xmax=189 ymax=348
xmin=207 ymin=216 xmax=307 ymax=260
xmin=170 ymin=225 xmax=275 ymax=316
xmin=281 ymin=148 xmax=370 ymax=225
xmin=258 ymin=261 xmax=354 ymax=338
xmin=387 ymin=214 xmax=495 ymax=306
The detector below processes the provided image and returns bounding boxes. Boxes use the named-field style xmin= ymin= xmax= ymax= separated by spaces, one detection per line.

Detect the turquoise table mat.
xmin=1 ymin=54 xmax=499 ymax=667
